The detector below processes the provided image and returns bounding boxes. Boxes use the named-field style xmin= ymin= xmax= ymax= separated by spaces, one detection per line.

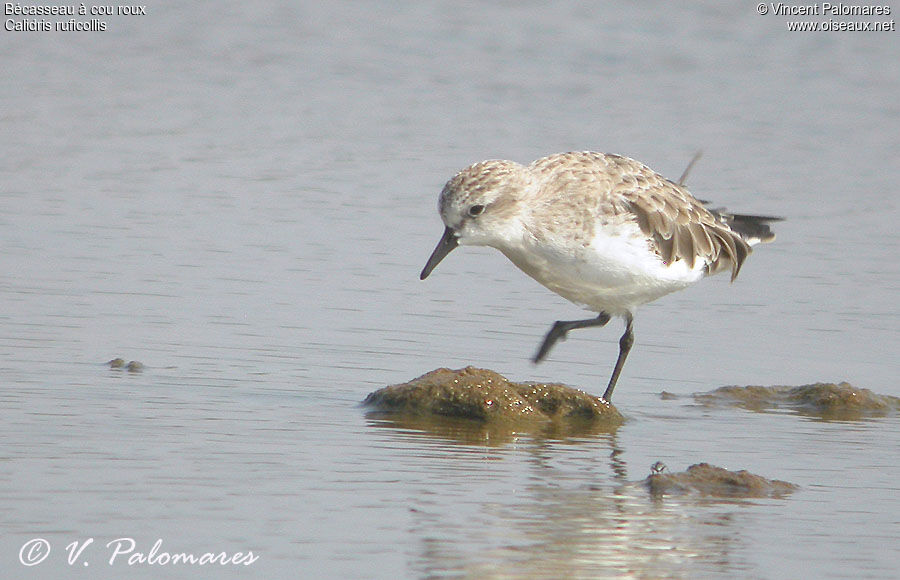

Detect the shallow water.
xmin=2 ymin=2 xmax=898 ymax=578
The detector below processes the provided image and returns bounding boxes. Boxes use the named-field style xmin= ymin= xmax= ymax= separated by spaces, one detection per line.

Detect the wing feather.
xmin=612 ymin=157 xmax=753 ymax=280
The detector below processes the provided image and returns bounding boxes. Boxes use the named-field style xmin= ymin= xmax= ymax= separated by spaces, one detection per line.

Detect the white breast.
xmin=498 ymin=224 xmax=707 ymax=316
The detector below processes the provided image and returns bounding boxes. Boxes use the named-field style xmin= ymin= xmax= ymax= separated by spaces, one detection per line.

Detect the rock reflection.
xmin=365 ymin=412 xmax=620 ymax=446
xmin=423 ymin=456 xmax=780 ymax=578
xmin=367 ymin=417 xmax=794 ymax=578
xmin=457 ymin=485 xmax=751 ymax=579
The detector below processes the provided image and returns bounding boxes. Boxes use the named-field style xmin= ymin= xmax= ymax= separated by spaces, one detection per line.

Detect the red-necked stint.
xmin=420 ymin=151 xmax=781 ymax=402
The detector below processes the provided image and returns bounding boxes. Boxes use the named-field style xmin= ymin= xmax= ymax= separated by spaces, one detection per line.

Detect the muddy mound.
xmin=365 ymin=366 xmax=622 ymax=426
xmin=641 ymin=462 xmax=797 ymax=498
xmin=693 ymin=382 xmax=900 ymax=420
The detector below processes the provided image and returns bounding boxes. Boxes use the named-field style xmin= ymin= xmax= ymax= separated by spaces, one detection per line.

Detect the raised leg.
xmin=602 ymin=314 xmax=634 ymax=402
xmin=532 ymin=313 xmax=611 ymax=363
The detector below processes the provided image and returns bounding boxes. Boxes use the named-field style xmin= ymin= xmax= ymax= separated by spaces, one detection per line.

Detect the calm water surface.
xmin=2 ymin=2 xmax=898 ymax=578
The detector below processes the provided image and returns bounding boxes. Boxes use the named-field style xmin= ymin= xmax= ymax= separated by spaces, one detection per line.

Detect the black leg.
xmin=532 ymin=313 xmax=611 ymax=363
xmin=602 ymin=314 xmax=634 ymax=402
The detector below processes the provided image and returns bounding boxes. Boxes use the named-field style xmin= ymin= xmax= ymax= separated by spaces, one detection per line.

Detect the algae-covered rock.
xmin=364 ymin=366 xmax=622 ymax=427
xmin=693 ymin=382 xmax=900 ymax=420
xmin=642 ymin=462 xmax=797 ymax=498
xmin=106 ymin=358 xmax=144 ymax=373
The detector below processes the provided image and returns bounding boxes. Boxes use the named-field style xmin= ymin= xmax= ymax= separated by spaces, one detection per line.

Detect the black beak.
xmin=420 ymin=226 xmax=459 ymax=280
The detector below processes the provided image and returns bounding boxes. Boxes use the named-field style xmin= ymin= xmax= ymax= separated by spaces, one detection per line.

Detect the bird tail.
xmin=711 ymin=210 xmax=782 ymax=246
xmin=702 ymin=209 xmax=783 ymax=281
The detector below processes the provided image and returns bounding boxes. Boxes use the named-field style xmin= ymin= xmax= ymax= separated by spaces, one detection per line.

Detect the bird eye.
xmin=468 ymin=204 xmax=485 ymax=217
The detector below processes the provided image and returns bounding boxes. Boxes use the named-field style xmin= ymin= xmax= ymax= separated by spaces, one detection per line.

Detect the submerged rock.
xmin=106 ymin=358 xmax=144 ymax=373
xmin=693 ymin=382 xmax=900 ymax=420
xmin=642 ymin=462 xmax=797 ymax=498
xmin=364 ymin=366 xmax=622 ymax=427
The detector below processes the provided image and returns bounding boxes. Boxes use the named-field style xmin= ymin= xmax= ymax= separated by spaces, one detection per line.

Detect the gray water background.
xmin=1 ymin=2 xmax=898 ymax=578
